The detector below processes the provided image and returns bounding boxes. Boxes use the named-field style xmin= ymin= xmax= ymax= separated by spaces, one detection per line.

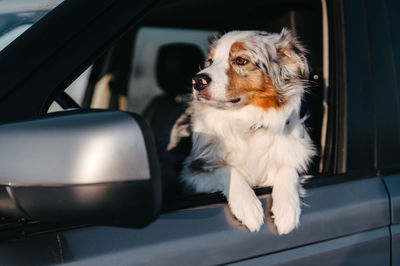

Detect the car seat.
xmin=142 ymin=43 xmax=204 ymax=201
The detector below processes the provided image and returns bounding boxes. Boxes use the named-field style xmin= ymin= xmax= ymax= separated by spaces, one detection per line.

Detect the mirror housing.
xmin=0 ymin=110 xmax=161 ymax=227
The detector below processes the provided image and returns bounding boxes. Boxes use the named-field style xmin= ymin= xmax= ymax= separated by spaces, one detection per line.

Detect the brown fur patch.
xmin=278 ymin=46 xmax=304 ymax=75
xmin=226 ymin=42 xmax=282 ymax=111
xmin=230 ymin=42 xmax=246 ymax=54
xmin=208 ymin=47 xmax=215 ymax=59
xmin=206 ymin=47 xmax=216 ymax=66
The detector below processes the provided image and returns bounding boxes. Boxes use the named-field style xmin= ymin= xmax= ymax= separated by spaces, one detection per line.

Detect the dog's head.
xmin=192 ymin=29 xmax=309 ymax=111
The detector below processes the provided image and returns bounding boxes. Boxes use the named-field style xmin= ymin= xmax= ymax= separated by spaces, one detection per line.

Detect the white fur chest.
xmin=191 ymin=102 xmax=313 ymax=188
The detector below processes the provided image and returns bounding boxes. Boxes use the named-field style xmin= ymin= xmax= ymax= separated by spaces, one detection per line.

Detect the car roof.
xmin=142 ymin=0 xmax=321 ymax=30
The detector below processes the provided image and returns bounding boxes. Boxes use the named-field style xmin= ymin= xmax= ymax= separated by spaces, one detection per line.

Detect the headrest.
xmin=156 ymin=43 xmax=204 ymax=97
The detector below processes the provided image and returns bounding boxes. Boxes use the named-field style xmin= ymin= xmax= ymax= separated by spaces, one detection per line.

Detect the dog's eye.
xmin=235 ymin=57 xmax=248 ymax=65
xmin=206 ymin=58 xmax=213 ymax=66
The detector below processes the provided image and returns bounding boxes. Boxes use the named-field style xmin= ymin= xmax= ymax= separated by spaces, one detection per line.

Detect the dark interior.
xmin=75 ymin=0 xmax=325 ymax=207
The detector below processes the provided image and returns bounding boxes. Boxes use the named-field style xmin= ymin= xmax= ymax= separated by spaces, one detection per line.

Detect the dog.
xmin=170 ymin=29 xmax=315 ymax=234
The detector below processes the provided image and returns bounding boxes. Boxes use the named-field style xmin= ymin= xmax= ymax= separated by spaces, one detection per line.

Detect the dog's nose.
xmin=192 ymin=74 xmax=212 ymax=91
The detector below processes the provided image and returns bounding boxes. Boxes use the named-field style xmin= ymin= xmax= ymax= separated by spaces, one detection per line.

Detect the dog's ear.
xmin=275 ymin=28 xmax=309 ymax=79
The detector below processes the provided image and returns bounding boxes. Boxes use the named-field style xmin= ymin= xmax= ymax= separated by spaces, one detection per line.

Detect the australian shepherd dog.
xmin=171 ymin=29 xmax=314 ymax=234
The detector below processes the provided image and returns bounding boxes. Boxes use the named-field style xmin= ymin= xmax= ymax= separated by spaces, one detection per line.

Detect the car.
xmin=0 ymin=0 xmax=399 ymax=265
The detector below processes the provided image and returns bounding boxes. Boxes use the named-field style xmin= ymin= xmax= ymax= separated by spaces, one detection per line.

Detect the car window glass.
xmin=48 ymin=66 xmax=92 ymax=112
xmin=127 ymin=27 xmax=217 ymax=113
xmin=0 ymin=0 xmax=64 ymax=52
xmin=48 ymin=27 xmax=216 ymax=113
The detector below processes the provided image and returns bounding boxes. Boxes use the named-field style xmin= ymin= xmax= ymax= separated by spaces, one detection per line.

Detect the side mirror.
xmin=0 ymin=110 xmax=161 ymax=227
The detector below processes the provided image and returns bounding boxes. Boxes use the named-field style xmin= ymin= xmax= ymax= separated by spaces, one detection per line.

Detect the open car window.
xmin=47 ymin=0 xmax=332 ymax=209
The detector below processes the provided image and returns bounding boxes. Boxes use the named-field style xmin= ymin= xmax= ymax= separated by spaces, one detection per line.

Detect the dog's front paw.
xmin=271 ymin=198 xmax=301 ymax=235
xmin=228 ymin=190 xmax=264 ymax=232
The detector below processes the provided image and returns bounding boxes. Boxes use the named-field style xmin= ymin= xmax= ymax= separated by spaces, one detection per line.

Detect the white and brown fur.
xmin=170 ymin=29 xmax=315 ymax=234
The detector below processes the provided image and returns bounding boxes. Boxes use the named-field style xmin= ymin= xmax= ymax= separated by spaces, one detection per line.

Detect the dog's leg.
xmin=226 ymin=168 xmax=264 ymax=232
xmin=271 ymin=166 xmax=301 ymax=235
xmin=182 ymin=166 xmax=264 ymax=232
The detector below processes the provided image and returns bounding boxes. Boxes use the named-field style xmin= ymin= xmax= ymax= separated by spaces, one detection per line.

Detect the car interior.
xmin=50 ymin=0 xmax=329 ymax=210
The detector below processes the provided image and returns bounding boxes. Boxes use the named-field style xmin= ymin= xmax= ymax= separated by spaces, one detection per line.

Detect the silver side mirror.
xmin=0 ymin=110 xmax=161 ymax=227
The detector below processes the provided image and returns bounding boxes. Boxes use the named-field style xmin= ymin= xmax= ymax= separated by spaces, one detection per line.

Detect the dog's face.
xmin=192 ymin=29 xmax=309 ymax=111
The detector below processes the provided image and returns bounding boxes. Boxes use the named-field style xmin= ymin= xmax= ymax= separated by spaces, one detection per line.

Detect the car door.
xmin=0 ymin=0 xmax=393 ymax=265
xmin=365 ymin=0 xmax=400 ymax=265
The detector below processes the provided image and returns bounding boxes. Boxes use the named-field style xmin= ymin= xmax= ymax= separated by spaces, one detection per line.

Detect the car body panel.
xmin=0 ymin=178 xmax=389 ymax=265
xmin=392 ymin=224 xmax=400 ymax=266
xmin=232 ymin=228 xmax=389 ymax=266
xmin=384 ymin=174 xmax=400 ymax=224
xmin=53 ymin=178 xmax=389 ymax=265
xmin=383 ymin=175 xmax=400 ymax=265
